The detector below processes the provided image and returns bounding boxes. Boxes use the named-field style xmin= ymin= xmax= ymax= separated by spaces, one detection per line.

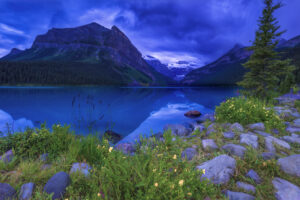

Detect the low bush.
xmin=215 ymin=96 xmax=285 ymax=131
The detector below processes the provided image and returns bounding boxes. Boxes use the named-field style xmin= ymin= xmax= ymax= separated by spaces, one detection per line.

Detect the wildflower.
xmin=57 ymin=124 xmax=60 ymax=128
xmin=173 ymin=154 xmax=177 ymax=159
xmin=154 ymin=182 xmax=158 ymax=187
xmin=123 ymin=156 xmax=126 ymax=159
xmin=170 ymin=184 xmax=175 ymax=189
xmin=202 ymin=169 xmax=205 ymax=174
xmin=109 ymin=147 xmax=113 ymax=152
xmin=179 ymin=180 xmax=184 ymax=186
xmin=157 ymin=154 xmax=163 ymax=157
xmin=263 ymin=162 xmax=267 ymax=167
xmin=97 ymin=193 xmax=101 ymax=197
xmin=97 ymin=145 xmax=101 ymax=149
xmin=187 ymin=192 xmax=192 ymax=196
xmin=153 ymin=168 xmax=157 ymax=172
xmin=174 ymin=168 xmax=177 ymax=172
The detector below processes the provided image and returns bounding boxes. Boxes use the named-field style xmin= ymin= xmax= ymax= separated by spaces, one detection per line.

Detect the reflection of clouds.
xmin=0 ymin=109 xmax=34 ymax=135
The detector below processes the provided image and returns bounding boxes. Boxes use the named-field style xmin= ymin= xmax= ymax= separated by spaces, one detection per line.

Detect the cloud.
xmin=0 ymin=48 xmax=9 ymax=58
xmin=0 ymin=23 xmax=26 ymax=36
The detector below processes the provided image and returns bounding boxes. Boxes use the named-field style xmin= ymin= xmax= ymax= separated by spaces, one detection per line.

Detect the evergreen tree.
xmin=238 ymin=0 xmax=295 ymax=99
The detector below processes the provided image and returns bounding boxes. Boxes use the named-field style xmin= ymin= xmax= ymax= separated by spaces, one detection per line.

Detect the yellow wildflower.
xmin=154 ymin=182 xmax=158 ymax=187
xmin=170 ymin=184 xmax=175 ymax=189
xmin=202 ymin=169 xmax=205 ymax=174
xmin=174 ymin=168 xmax=177 ymax=172
xmin=263 ymin=162 xmax=267 ymax=167
xmin=97 ymin=193 xmax=101 ymax=197
xmin=153 ymin=168 xmax=157 ymax=172
xmin=187 ymin=192 xmax=192 ymax=196
xmin=173 ymin=154 xmax=177 ymax=159
xmin=109 ymin=147 xmax=113 ymax=152
xmin=178 ymin=180 xmax=184 ymax=186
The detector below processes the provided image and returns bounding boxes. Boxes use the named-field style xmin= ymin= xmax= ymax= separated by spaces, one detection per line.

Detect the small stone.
xmin=261 ymin=152 xmax=276 ymax=160
xmin=43 ymin=172 xmax=71 ymax=200
xmin=181 ymin=148 xmax=197 ymax=161
xmin=223 ymin=132 xmax=235 ymax=139
xmin=0 ymin=150 xmax=14 ymax=164
xmin=254 ymin=130 xmax=271 ymax=137
xmin=277 ymin=154 xmax=300 ymax=177
xmin=163 ymin=124 xmax=192 ymax=136
xmin=70 ymin=163 xmax=92 ymax=177
xmin=202 ymin=139 xmax=218 ymax=151
xmin=206 ymin=123 xmax=217 ymax=135
xmin=222 ymin=144 xmax=247 ymax=158
xmin=115 ymin=143 xmax=136 ymax=155
xmin=247 ymin=122 xmax=265 ymax=131
xmin=224 ymin=190 xmax=255 ymax=200
xmin=240 ymin=134 xmax=258 ymax=149
xmin=196 ymin=155 xmax=236 ymax=185
xmin=184 ymin=110 xmax=202 ymax=118
xmin=246 ymin=169 xmax=261 ymax=184
xmin=0 ymin=183 xmax=16 ymax=200
xmin=272 ymin=177 xmax=300 ymax=200
xmin=230 ymin=123 xmax=244 ymax=132
xmin=19 ymin=182 xmax=35 ymax=200
xmin=236 ymin=181 xmax=256 ymax=193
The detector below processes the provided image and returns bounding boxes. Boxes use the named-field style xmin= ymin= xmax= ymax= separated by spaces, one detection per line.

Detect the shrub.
xmin=215 ymin=96 xmax=285 ymax=131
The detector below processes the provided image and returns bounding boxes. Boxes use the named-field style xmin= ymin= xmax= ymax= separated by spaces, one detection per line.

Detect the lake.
xmin=0 ymin=86 xmax=237 ymax=143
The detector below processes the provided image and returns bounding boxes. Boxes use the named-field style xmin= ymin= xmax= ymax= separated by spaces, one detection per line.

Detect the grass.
xmin=1 ymin=96 xmax=300 ymax=199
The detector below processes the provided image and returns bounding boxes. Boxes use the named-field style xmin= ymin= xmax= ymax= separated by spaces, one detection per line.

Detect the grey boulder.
xmin=163 ymin=124 xmax=192 ymax=136
xmin=206 ymin=123 xmax=217 ymax=135
xmin=202 ymin=139 xmax=218 ymax=151
xmin=246 ymin=169 xmax=261 ymax=184
xmin=230 ymin=123 xmax=244 ymax=132
xmin=181 ymin=148 xmax=197 ymax=161
xmin=282 ymin=135 xmax=300 ymax=144
xmin=240 ymin=134 xmax=258 ymax=149
xmin=277 ymin=154 xmax=300 ymax=177
xmin=247 ymin=122 xmax=265 ymax=131
xmin=196 ymin=155 xmax=236 ymax=184
xmin=265 ymin=136 xmax=290 ymax=153
xmin=70 ymin=163 xmax=92 ymax=177
xmin=0 ymin=150 xmax=14 ymax=164
xmin=222 ymin=144 xmax=247 ymax=158
xmin=236 ymin=181 xmax=256 ymax=193
xmin=224 ymin=190 xmax=255 ymax=200
xmin=43 ymin=171 xmax=71 ymax=200
xmin=0 ymin=183 xmax=16 ymax=200
xmin=19 ymin=182 xmax=35 ymax=200
xmin=223 ymin=132 xmax=235 ymax=139
xmin=272 ymin=177 xmax=300 ymax=200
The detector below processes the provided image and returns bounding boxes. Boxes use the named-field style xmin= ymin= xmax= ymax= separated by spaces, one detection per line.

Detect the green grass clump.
xmin=215 ymin=96 xmax=285 ymax=131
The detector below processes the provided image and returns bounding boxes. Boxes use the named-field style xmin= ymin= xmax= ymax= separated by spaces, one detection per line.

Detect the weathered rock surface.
xmin=223 ymin=132 xmax=235 ymax=139
xmin=265 ymin=136 xmax=290 ymax=153
xmin=43 ymin=172 xmax=71 ymax=200
xmin=0 ymin=150 xmax=14 ymax=163
xmin=184 ymin=110 xmax=202 ymax=118
xmin=272 ymin=177 xmax=300 ymax=200
xmin=163 ymin=124 xmax=192 ymax=136
xmin=202 ymin=139 xmax=218 ymax=151
xmin=254 ymin=130 xmax=271 ymax=137
xmin=181 ymin=148 xmax=197 ymax=161
xmin=292 ymin=118 xmax=300 ymax=128
xmin=0 ymin=183 xmax=16 ymax=200
xmin=70 ymin=163 xmax=92 ymax=177
xmin=247 ymin=122 xmax=265 ymax=131
xmin=282 ymin=135 xmax=300 ymax=144
xmin=19 ymin=182 xmax=35 ymax=200
xmin=261 ymin=152 xmax=276 ymax=160
xmin=222 ymin=144 xmax=246 ymax=158
xmin=115 ymin=143 xmax=136 ymax=155
xmin=240 ymin=134 xmax=258 ymax=149
xmin=246 ymin=169 xmax=261 ymax=184
xmin=224 ymin=190 xmax=255 ymax=200
xmin=206 ymin=123 xmax=217 ymax=135
xmin=286 ymin=126 xmax=300 ymax=134
xmin=230 ymin=123 xmax=244 ymax=132
xmin=198 ymin=113 xmax=215 ymax=122
xmin=277 ymin=154 xmax=300 ymax=177
xmin=236 ymin=181 xmax=256 ymax=193
xmin=196 ymin=155 xmax=236 ymax=184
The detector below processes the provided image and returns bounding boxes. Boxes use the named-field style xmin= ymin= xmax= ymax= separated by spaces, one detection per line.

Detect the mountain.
xmin=182 ymin=37 xmax=300 ymax=86
xmin=144 ymin=55 xmax=195 ymax=81
xmin=0 ymin=23 xmax=169 ymax=86
xmin=182 ymin=44 xmax=252 ymax=85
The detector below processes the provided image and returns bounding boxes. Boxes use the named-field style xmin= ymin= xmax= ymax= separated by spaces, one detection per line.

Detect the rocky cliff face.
xmin=1 ymin=22 xmax=169 ymax=85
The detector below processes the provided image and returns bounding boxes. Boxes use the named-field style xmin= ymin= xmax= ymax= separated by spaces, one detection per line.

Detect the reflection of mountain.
xmin=0 ymin=87 xmax=237 ymax=137
xmin=0 ymin=109 xmax=33 ymax=135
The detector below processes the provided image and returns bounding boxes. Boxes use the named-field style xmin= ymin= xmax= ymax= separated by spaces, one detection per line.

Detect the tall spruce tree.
xmin=238 ymin=0 xmax=295 ymax=99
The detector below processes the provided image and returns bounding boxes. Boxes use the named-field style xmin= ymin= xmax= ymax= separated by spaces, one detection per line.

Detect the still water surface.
xmin=0 ymin=87 xmax=237 ymax=142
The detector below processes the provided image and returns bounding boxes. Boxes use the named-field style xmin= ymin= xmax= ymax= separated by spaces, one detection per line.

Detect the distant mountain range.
xmin=143 ymin=55 xmax=195 ymax=81
xmin=182 ymin=36 xmax=300 ymax=86
xmin=1 ymin=22 xmax=299 ymax=86
xmin=0 ymin=23 xmax=170 ymax=86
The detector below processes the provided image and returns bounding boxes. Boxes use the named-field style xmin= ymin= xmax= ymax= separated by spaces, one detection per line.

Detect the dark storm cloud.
xmin=0 ymin=0 xmax=299 ymax=66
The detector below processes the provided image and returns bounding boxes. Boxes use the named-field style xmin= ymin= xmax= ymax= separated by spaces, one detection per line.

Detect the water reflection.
xmin=0 ymin=87 xmax=237 ymax=139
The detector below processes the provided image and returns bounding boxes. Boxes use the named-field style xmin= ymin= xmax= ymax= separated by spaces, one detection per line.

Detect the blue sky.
xmin=0 ymin=0 xmax=299 ymax=66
